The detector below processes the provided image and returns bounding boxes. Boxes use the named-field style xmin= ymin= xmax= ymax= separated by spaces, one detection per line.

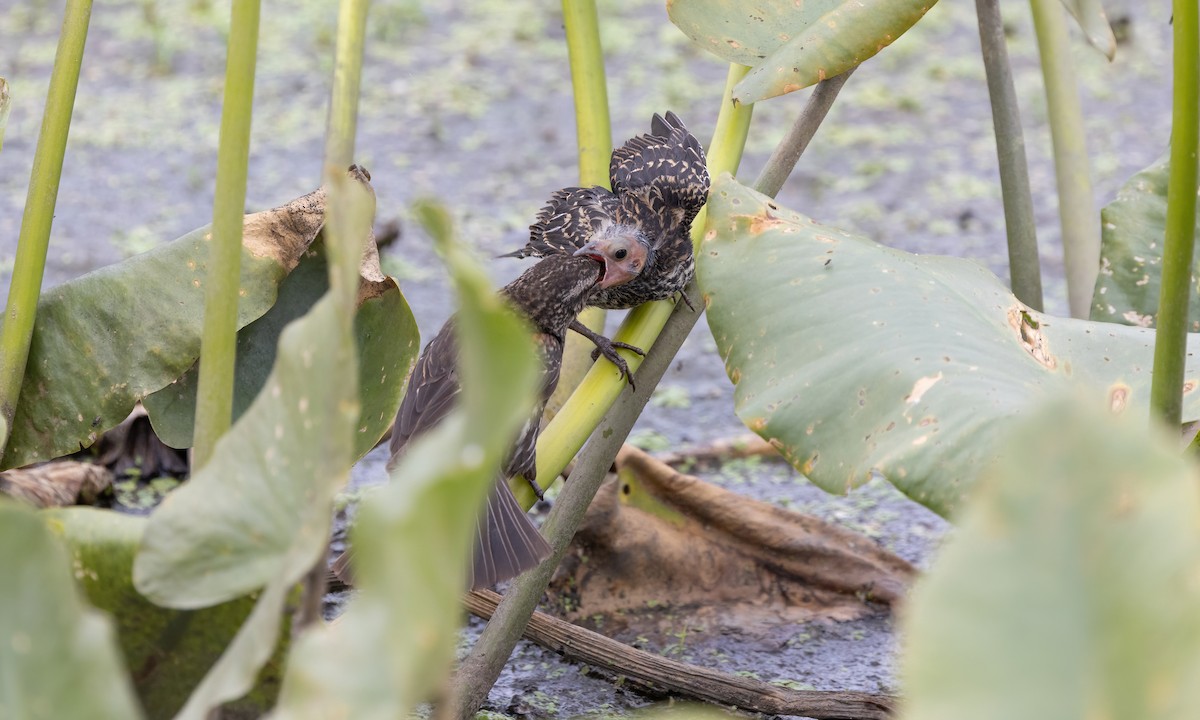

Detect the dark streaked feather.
xmin=609 ymin=111 xmax=710 ymax=233
xmin=510 ymin=186 xmax=620 ymax=259
xmin=334 ymin=255 xmax=601 ymax=590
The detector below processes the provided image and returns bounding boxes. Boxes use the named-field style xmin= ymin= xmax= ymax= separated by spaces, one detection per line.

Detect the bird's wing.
xmin=609 ymin=111 xmax=711 ymax=238
xmin=501 ymin=186 xmax=620 ymax=258
xmin=388 ymin=322 xmax=461 ymax=464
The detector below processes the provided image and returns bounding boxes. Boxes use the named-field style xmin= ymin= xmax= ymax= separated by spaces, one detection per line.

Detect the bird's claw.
xmin=590 ymin=337 xmax=642 ymax=391
xmin=676 ymin=290 xmax=696 ymax=312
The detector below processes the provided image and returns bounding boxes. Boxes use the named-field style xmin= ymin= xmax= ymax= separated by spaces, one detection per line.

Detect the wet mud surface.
xmin=0 ymin=0 xmax=1174 ymax=716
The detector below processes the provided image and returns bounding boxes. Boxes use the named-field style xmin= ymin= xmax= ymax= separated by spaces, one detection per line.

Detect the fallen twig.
xmin=464 ymin=589 xmax=896 ymax=720
xmin=0 ymin=461 xmax=112 ymax=507
xmin=653 ymin=433 xmax=779 ymax=467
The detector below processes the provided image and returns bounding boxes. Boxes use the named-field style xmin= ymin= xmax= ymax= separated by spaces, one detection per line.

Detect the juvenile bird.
xmin=334 ymin=253 xmax=607 ymax=589
xmin=503 ymin=112 xmax=711 ymax=385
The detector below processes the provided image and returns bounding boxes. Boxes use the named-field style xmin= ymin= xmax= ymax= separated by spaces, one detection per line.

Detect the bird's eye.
xmin=615 ymin=248 xmax=628 ymax=259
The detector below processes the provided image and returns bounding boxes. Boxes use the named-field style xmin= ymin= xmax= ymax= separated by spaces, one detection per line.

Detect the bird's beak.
xmin=574 ymin=241 xmax=636 ymax=289
xmin=597 ymin=260 xmax=637 ymax=289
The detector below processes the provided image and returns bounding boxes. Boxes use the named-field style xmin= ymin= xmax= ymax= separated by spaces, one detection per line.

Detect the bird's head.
xmin=573 ymin=225 xmax=650 ymax=289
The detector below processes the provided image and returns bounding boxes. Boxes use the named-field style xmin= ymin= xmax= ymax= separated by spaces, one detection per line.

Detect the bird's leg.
xmin=676 ymin=289 xmax=696 ymax=312
xmin=569 ymin=319 xmax=645 ymax=389
xmin=524 ymin=475 xmax=545 ymax=501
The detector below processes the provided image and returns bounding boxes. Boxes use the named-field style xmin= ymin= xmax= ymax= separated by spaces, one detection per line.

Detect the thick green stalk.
xmin=0 ymin=0 xmax=91 ymax=462
xmin=1030 ymin=0 xmax=1099 ymax=318
xmin=548 ymin=0 xmax=613 ymax=418
xmin=322 ymin=0 xmax=369 ymax=179
xmin=1151 ymin=0 xmax=1199 ymax=427
xmin=511 ymin=63 xmax=755 ymax=509
xmin=192 ymin=0 xmax=261 ymax=468
xmin=0 ymin=77 xmax=11 ymax=152
xmin=976 ymin=0 xmax=1043 ymax=311
xmin=563 ymin=0 xmax=611 ymax=186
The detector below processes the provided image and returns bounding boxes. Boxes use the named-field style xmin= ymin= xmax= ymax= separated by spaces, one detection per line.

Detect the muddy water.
xmin=0 ymin=0 xmax=1174 ymax=716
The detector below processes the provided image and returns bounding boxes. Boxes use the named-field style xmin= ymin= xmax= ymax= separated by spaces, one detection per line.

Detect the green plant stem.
xmin=1151 ymin=0 xmax=1199 ymax=427
xmin=322 ymin=0 xmax=369 ymax=178
xmin=296 ymin=0 xmax=371 ymax=637
xmin=192 ymin=0 xmax=261 ymax=468
xmin=511 ymin=63 xmax=755 ymax=509
xmin=1030 ymin=0 xmax=1099 ymax=318
xmin=0 ymin=0 xmax=91 ymax=463
xmin=0 ymin=77 xmax=11 ymax=152
xmin=563 ymin=0 xmax=611 ymax=187
xmin=976 ymin=0 xmax=1043 ymax=311
xmin=549 ymin=0 xmax=613 ymax=418
xmin=753 ymin=68 xmax=852 ymax=198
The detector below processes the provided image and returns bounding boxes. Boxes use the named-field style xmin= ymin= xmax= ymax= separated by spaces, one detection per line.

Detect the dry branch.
xmin=464 ymin=589 xmax=896 ymax=720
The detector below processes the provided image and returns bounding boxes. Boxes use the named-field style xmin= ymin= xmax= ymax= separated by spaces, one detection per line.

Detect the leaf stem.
xmin=975 ymin=0 xmax=1043 ymax=311
xmin=192 ymin=0 xmax=261 ymax=468
xmin=548 ymin=0 xmax=613 ymax=419
xmin=322 ymin=0 xmax=369 ymax=178
xmin=0 ymin=0 xmax=92 ymax=462
xmin=753 ymin=68 xmax=853 ymax=199
xmin=563 ymin=0 xmax=612 ymax=188
xmin=1029 ymin=0 xmax=1099 ymax=318
xmin=1151 ymin=0 xmax=1199 ymax=426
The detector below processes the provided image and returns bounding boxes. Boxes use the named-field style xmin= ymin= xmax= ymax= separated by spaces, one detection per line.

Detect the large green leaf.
xmin=43 ymin=508 xmax=287 ymax=719
xmin=901 ymin=398 xmax=1200 ymax=719
xmin=0 ymin=503 xmax=143 ymax=720
xmin=698 ymin=175 xmax=1200 ymax=517
xmin=1090 ymin=152 xmax=1200 ymax=329
xmin=143 ymin=239 xmax=418 ymax=460
xmin=1059 ymin=0 xmax=1116 ymax=60
xmin=4 ymin=180 xmax=339 ymax=470
xmin=269 ymin=201 xmax=541 ymax=719
xmin=132 ymin=178 xmax=373 ymax=719
xmin=666 ymin=0 xmax=935 ymax=103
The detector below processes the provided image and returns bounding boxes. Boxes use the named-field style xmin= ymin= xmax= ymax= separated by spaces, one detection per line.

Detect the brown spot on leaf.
xmin=1007 ymin=306 xmax=1057 ymax=369
xmin=1109 ymin=384 xmax=1130 ymax=413
xmin=747 ymin=208 xmax=785 ymax=235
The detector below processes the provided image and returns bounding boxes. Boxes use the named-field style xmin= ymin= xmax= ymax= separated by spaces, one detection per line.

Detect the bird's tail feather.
xmin=326 ymin=480 xmax=551 ymax=590
xmin=471 ymin=480 xmax=552 ymax=589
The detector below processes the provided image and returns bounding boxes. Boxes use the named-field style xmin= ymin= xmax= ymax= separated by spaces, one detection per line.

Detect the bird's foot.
xmin=570 ymin=320 xmax=645 ymax=390
xmin=676 ymin=289 xmax=696 ymax=312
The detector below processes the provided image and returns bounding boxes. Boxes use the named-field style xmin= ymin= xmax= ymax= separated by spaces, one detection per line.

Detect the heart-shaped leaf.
xmin=5 ymin=178 xmax=351 ymax=469
xmin=1090 ymin=152 xmax=1200 ymax=330
xmin=0 ymin=503 xmax=142 ymax=720
xmin=698 ymin=175 xmax=1200 ymax=517
xmin=902 ymin=398 xmax=1200 ymax=719
xmin=1059 ymin=0 xmax=1116 ymax=60
xmin=667 ymin=0 xmax=936 ymax=103
xmin=43 ymin=508 xmax=287 ymax=718
xmin=143 ymin=239 xmax=418 ymax=460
